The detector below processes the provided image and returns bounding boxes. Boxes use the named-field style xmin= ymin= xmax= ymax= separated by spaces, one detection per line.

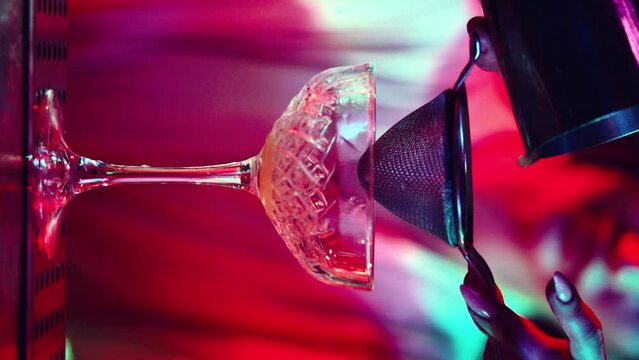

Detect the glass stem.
xmin=71 ymin=155 xmax=257 ymax=195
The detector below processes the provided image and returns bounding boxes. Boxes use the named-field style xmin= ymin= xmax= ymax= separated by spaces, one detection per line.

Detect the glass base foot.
xmin=29 ymin=90 xmax=73 ymax=258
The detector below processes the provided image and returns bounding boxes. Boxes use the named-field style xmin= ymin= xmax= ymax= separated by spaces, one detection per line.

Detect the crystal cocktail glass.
xmin=30 ymin=64 xmax=376 ymax=289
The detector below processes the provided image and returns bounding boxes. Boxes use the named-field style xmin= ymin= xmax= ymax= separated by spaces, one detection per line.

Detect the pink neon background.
xmin=63 ymin=0 xmax=639 ymax=359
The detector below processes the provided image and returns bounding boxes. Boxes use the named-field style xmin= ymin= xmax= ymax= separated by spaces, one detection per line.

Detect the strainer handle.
xmin=460 ymin=245 xmax=496 ymax=290
xmin=455 ymin=32 xmax=503 ymax=360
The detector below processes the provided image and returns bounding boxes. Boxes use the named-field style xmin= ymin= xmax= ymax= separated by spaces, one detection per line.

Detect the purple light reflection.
xmin=614 ymin=0 xmax=639 ymax=67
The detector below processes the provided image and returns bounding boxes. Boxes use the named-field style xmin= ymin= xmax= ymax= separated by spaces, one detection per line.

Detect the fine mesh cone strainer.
xmin=359 ymin=34 xmax=503 ymax=358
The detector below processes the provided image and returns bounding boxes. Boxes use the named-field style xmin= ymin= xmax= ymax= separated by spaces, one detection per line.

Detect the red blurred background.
xmin=62 ymin=0 xmax=639 ymax=359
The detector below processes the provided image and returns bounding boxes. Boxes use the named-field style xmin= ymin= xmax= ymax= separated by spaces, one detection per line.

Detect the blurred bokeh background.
xmin=62 ymin=0 xmax=639 ymax=359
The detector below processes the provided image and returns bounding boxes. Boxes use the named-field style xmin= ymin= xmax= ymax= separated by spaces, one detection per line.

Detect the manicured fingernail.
xmin=553 ymin=272 xmax=573 ymax=303
xmin=460 ymin=284 xmax=497 ymax=319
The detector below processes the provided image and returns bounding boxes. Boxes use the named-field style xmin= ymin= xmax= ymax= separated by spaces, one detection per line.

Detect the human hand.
xmin=460 ymin=270 xmax=606 ymax=359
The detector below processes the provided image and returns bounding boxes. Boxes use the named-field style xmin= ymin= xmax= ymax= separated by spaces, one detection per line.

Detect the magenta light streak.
xmin=614 ymin=0 xmax=639 ymax=67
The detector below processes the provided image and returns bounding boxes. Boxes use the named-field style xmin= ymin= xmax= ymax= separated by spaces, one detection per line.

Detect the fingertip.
xmin=466 ymin=16 xmax=501 ymax=73
xmin=466 ymin=16 xmax=487 ymax=35
xmin=460 ymin=284 xmax=498 ymax=320
xmin=463 ymin=264 xmax=483 ymax=288
xmin=546 ymin=271 xmax=577 ymax=305
xmin=459 ymin=284 xmax=495 ymax=338
xmin=553 ymin=272 xmax=574 ymax=303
